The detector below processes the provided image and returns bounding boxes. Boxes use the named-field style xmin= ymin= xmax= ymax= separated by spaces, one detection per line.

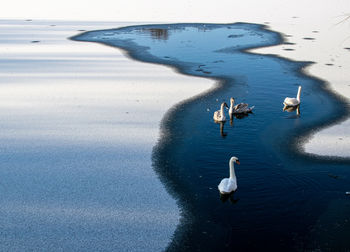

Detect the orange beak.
xmin=236 ymin=160 xmax=240 ymax=165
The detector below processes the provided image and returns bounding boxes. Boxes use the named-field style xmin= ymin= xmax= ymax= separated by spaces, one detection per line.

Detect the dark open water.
xmin=73 ymin=23 xmax=350 ymax=251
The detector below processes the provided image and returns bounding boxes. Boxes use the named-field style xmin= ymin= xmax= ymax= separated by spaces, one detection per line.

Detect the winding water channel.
xmin=73 ymin=23 xmax=350 ymax=251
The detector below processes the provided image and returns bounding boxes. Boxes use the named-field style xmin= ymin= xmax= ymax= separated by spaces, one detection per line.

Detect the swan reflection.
xmin=229 ymin=112 xmax=249 ymax=126
xmin=219 ymin=192 xmax=239 ymax=204
xmin=229 ymin=113 xmax=234 ymax=126
xmin=218 ymin=121 xmax=227 ymax=138
xmin=283 ymin=104 xmax=300 ymax=116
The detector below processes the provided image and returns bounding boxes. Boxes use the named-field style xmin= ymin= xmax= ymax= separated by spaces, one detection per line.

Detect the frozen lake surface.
xmin=0 ymin=20 xmax=185 ymax=251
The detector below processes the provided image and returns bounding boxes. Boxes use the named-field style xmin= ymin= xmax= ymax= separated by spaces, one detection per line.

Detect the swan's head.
xmin=230 ymin=97 xmax=235 ymax=105
xmin=230 ymin=156 xmax=240 ymax=165
xmin=222 ymin=102 xmax=229 ymax=108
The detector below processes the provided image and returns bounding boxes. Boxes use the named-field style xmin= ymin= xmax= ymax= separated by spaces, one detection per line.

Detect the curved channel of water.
xmin=72 ymin=23 xmax=350 ymax=251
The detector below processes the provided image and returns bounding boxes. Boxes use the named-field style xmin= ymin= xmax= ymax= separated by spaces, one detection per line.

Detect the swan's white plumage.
xmin=213 ymin=110 xmax=225 ymax=121
xmin=213 ymin=102 xmax=228 ymax=122
xmin=218 ymin=178 xmax=237 ymax=194
xmin=283 ymin=86 xmax=302 ymax=107
xmin=218 ymin=156 xmax=239 ymax=194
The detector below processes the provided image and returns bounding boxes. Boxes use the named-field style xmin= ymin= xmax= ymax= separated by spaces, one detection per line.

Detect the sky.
xmin=1 ymin=0 xmax=348 ymax=22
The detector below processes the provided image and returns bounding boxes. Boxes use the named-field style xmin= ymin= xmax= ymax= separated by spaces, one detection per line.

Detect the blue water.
xmin=73 ymin=23 xmax=350 ymax=251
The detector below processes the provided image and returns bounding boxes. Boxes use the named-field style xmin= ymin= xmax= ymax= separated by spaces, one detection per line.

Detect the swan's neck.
xmin=220 ymin=104 xmax=225 ymax=115
xmin=296 ymin=86 xmax=302 ymax=102
xmin=230 ymin=100 xmax=234 ymax=110
xmin=229 ymin=160 xmax=236 ymax=179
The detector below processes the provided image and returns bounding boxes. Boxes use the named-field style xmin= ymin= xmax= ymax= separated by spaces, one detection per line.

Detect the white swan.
xmin=218 ymin=156 xmax=240 ymax=194
xmin=283 ymin=86 xmax=302 ymax=107
xmin=213 ymin=102 xmax=228 ymax=122
xmin=229 ymin=97 xmax=254 ymax=114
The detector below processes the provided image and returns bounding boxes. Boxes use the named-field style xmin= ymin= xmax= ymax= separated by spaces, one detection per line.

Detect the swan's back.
xmin=218 ymin=178 xmax=237 ymax=194
xmin=234 ymin=103 xmax=248 ymax=110
xmin=284 ymin=97 xmax=299 ymax=106
xmin=232 ymin=103 xmax=254 ymax=114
